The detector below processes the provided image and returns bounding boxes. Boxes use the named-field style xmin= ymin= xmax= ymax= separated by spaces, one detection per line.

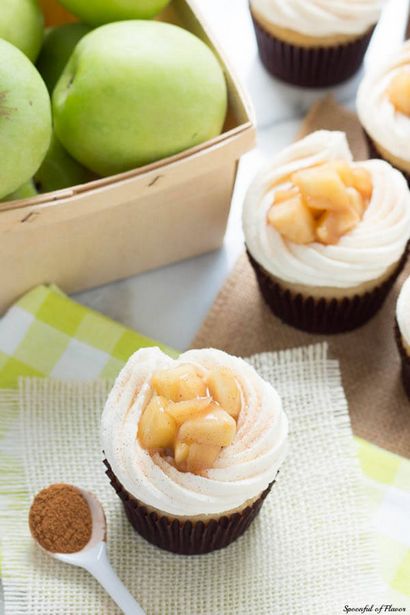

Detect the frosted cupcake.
xmin=101 ymin=347 xmax=288 ymax=555
xmin=243 ymin=130 xmax=410 ymax=334
xmin=357 ymin=41 xmax=410 ymax=186
xmin=395 ymin=276 xmax=410 ymax=398
xmin=250 ymin=0 xmax=384 ymax=87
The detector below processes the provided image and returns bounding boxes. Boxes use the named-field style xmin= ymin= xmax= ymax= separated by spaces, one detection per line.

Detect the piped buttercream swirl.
xmin=243 ymin=131 xmax=410 ymax=289
xmin=101 ymin=347 xmax=288 ymax=517
xmin=357 ymin=41 xmax=410 ymax=163
xmin=250 ymin=0 xmax=384 ymax=37
xmin=396 ymin=275 xmax=410 ymax=345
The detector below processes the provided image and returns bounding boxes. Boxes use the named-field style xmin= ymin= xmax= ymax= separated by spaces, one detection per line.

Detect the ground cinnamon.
xmin=29 ymin=483 xmax=92 ymax=553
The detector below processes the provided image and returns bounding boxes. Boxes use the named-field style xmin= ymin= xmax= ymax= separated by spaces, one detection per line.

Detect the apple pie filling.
xmin=267 ymin=160 xmax=373 ymax=245
xmin=138 ymin=364 xmax=242 ymax=475
xmin=388 ymin=70 xmax=410 ymax=117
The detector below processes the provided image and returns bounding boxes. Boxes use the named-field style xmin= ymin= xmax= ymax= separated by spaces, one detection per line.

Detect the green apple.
xmin=34 ymin=134 xmax=96 ymax=192
xmin=0 ymin=0 xmax=44 ymax=62
xmin=57 ymin=0 xmax=171 ymax=25
xmin=1 ymin=179 xmax=37 ymax=202
xmin=53 ymin=21 xmax=227 ymax=176
xmin=36 ymin=23 xmax=92 ymax=93
xmin=0 ymin=39 xmax=52 ymax=199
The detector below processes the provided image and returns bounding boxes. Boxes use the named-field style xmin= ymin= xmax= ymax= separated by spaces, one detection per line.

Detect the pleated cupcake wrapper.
xmin=394 ymin=321 xmax=410 ymax=399
xmin=247 ymin=248 xmax=408 ymax=334
xmin=104 ymin=459 xmax=274 ymax=555
xmin=364 ymin=131 xmax=410 ymax=188
xmin=251 ymin=12 xmax=374 ymax=88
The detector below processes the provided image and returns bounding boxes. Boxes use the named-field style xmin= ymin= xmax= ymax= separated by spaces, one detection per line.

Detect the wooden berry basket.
xmin=0 ymin=0 xmax=255 ymax=313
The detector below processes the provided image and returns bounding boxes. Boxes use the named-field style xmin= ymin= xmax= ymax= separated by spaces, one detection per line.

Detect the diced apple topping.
xmin=178 ymin=405 xmax=236 ymax=447
xmin=267 ymin=159 xmax=373 ymax=246
xmin=174 ymin=441 xmax=190 ymax=465
xmin=267 ymin=195 xmax=316 ymax=244
xmin=316 ymin=208 xmax=360 ymax=246
xmin=184 ymin=443 xmax=221 ymax=474
xmin=273 ymin=187 xmax=299 ymax=204
xmin=327 ymin=162 xmax=372 ymax=200
xmin=355 ymin=171 xmax=372 ymax=202
xmin=346 ymin=187 xmax=366 ymax=217
xmin=328 ymin=160 xmax=355 ymax=187
xmin=138 ymin=363 xmax=243 ymax=474
xmin=151 ymin=364 xmax=206 ymax=401
xmin=206 ymin=368 xmax=242 ymax=418
xmin=292 ymin=166 xmax=349 ymax=211
xmin=388 ymin=71 xmax=410 ymax=117
xmin=166 ymin=397 xmax=213 ymax=424
xmin=138 ymin=396 xmax=177 ymax=450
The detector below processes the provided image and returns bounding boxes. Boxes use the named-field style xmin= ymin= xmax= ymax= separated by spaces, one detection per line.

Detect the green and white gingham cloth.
xmin=0 ymin=285 xmax=409 ymax=606
xmin=0 ymin=285 xmax=175 ymax=388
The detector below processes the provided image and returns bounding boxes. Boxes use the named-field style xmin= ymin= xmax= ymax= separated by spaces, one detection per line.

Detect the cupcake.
xmin=101 ymin=347 xmax=288 ymax=555
xmin=357 ymin=41 xmax=410 ymax=186
xmin=243 ymin=130 xmax=410 ymax=334
xmin=250 ymin=0 xmax=384 ymax=87
xmin=395 ymin=276 xmax=410 ymax=398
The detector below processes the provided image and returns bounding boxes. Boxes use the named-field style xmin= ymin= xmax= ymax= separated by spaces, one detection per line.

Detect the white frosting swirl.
xmin=243 ymin=131 xmax=410 ymax=289
xmin=357 ymin=41 xmax=410 ymax=162
xmin=101 ymin=347 xmax=288 ymax=517
xmin=250 ymin=0 xmax=384 ymax=37
xmin=396 ymin=275 xmax=410 ymax=345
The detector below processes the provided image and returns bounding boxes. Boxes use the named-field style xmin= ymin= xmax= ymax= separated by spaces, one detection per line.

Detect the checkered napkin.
xmin=0 ymin=285 xmax=175 ymax=388
xmin=0 ymin=285 xmax=409 ymax=609
xmin=357 ymin=439 xmax=410 ymax=604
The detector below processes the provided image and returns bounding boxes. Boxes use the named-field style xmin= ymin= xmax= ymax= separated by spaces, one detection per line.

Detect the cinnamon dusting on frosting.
xmin=101 ymin=347 xmax=288 ymax=517
xmin=243 ymin=131 xmax=410 ymax=289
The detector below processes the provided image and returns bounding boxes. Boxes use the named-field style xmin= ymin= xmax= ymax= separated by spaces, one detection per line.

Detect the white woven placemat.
xmin=0 ymin=343 xmax=381 ymax=614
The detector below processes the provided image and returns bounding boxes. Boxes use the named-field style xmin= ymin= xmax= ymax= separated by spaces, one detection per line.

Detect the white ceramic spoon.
xmin=37 ymin=487 xmax=145 ymax=615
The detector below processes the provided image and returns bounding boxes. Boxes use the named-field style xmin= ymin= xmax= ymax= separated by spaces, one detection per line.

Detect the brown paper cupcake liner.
xmin=247 ymin=248 xmax=408 ymax=334
xmin=394 ymin=321 xmax=410 ymax=399
xmin=363 ymin=131 xmax=410 ymax=188
xmin=104 ymin=459 xmax=274 ymax=555
xmin=251 ymin=13 xmax=374 ymax=88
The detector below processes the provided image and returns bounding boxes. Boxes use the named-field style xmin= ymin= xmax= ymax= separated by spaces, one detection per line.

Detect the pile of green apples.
xmin=0 ymin=0 xmax=228 ymax=202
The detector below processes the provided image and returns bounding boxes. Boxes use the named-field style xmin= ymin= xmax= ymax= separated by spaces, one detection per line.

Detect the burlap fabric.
xmin=0 ymin=360 xmax=379 ymax=613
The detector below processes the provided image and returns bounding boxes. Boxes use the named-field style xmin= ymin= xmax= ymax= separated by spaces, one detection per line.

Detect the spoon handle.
xmin=84 ymin=543 xmax=145 ymax=615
